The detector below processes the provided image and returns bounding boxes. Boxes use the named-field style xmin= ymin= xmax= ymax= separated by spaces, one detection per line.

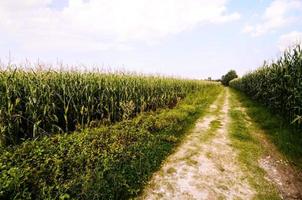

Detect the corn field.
xmin=0 ymin=69 xmax=209 ymax=146
xmin=230 ymin=45 xmax=302 ymax=128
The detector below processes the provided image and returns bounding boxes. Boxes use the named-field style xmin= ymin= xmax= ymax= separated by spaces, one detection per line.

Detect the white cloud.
xmin=243 ymin=0 xmax=302 ymax=37
xmin=278 ymin=31 xmax=302 ymax=51
xmin=0 ymin=0 xmax=240 ymax=52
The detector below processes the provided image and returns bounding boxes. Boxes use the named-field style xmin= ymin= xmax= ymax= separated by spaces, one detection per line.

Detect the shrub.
xmin=221 ymin=70 xmax=238 ymax=86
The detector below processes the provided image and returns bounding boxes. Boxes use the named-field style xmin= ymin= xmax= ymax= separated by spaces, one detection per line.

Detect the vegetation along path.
xmin=139 ymin=88 xmax=302 ymax=200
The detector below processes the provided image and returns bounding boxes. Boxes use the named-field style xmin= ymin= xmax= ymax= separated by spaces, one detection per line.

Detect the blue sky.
xmin=0 ymin=0 xmax=302 ymax=79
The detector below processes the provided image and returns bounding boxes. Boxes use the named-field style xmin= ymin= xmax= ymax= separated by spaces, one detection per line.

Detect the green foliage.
xmin=230 ymin=45 xmax=302 ymax=128
xmin=0 ymin=69 xmax=210 ymax=146
xmin=230 ymin=89 xmax=302 ymax=169
xmin=0 ymin=84 xmax=222 ymax=200
xmin=221 ymin=70 xmax=238 ymax=86
xmin=228 ymin=90 xmax=280 ymax=199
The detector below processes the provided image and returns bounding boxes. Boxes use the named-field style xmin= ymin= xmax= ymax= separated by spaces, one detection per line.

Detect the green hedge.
xmin=230 ymin=45 xmax=302 ymax=127
xmin=0 ymin=84 xmax=222 ymax=200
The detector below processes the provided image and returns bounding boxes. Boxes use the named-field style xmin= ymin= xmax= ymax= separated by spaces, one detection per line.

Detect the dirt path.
xmin=139 ymin=89 xmax=255 ymax=200
xmin=139 ymin=88 xmax=302 ymax=200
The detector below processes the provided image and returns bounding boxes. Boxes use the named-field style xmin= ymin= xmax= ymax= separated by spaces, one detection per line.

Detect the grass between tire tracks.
xmin=228 ymin=88 xmax=280 ymax=200
xmin=0 ymin=84 xmax=222 ymax=200
xmin=197 ymin=90 xmax=226 ymax=143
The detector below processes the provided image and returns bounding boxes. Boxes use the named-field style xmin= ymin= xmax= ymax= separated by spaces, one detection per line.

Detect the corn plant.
xmin=0 ymin=70 xmax=210 ymax=146
xmin=230 ymin=45 xmax=302 ymax=128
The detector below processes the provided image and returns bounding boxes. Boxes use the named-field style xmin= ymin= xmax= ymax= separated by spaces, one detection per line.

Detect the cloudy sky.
xmin=1 ymin=0 xmax=302 ymax=79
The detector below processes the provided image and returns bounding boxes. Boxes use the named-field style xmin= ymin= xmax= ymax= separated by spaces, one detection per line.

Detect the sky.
xmin=0 ymin=0 xmax=302 ymax=79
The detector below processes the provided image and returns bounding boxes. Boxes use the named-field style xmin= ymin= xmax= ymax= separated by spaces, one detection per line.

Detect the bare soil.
xmin=139 ymin=90 xmax=255 ymax=200
xmin=139 ymin=89 xmax=302 ymax=200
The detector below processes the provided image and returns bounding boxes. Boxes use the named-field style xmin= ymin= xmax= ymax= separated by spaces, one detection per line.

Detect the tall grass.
xmin=230 ymin=45 xmax=302 ymax=128
xmin=0 ymin=69 xmax=210 ymax=146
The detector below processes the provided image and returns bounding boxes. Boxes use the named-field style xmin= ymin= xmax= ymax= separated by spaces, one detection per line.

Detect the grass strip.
xmin=228 ymin=89 xmax=280 ymax=200
xmin=230 ymin=89 xmax=302 ymax=169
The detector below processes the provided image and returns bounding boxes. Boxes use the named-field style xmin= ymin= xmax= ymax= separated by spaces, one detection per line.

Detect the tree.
xmin=221 ymin=70 xmax=238 ymax=86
